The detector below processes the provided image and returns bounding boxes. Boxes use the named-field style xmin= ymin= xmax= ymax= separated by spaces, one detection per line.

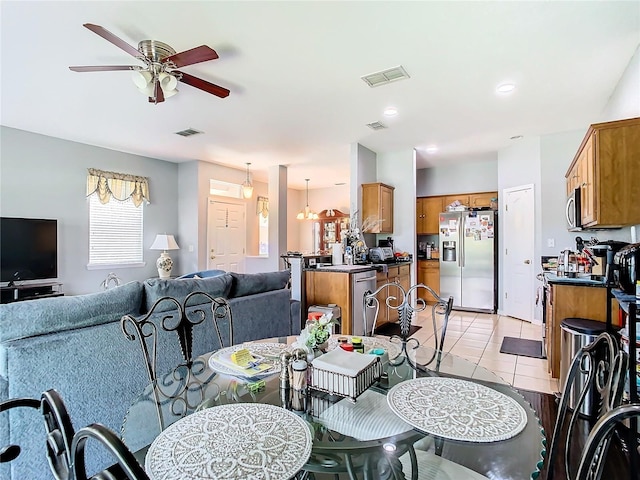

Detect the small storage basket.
xmin=309 ymin=357 xmax=382 ymax=402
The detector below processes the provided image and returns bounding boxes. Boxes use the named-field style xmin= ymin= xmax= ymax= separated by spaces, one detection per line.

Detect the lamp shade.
xmin=150 ymin=234 xmax=180 ymax=251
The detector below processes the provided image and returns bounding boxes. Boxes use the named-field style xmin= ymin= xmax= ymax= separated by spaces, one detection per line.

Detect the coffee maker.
xmin=589 ymin=241 xmax=629 ymax=284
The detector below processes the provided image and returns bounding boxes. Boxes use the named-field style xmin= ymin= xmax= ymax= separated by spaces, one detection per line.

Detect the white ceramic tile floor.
xmin=409 ymin=310 xmax=560 ymax=394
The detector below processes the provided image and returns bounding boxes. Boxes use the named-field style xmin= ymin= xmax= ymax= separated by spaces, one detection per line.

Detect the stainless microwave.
xmin=566 ymin=187 xmax=582 ymax=231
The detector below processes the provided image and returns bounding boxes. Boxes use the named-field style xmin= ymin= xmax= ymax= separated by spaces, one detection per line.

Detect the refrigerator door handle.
xmin=460 ymin=214 xmax=465 ymax=268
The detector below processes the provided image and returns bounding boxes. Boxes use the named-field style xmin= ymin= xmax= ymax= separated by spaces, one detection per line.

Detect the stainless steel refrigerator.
xmin=439 ymin=210 xmax=497 ymax=312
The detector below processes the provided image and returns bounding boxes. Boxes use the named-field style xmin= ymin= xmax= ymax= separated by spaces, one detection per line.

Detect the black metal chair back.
xmin=546 ymin=332 xmax=628 ymax=480
xmin=0 ymin=397 xmax=41 ymax=464
xmin=363 ymin=282 xmax=453 ymax=370
xmin=121 ymin=292 xmax=234 ymax=429
xmin=71 ymin=423 xmax=149 ymax=480
xmin=575 ymin=403 xmax=640 ymax=480
xmin=41 ymin=389 xmax=75 ymax=480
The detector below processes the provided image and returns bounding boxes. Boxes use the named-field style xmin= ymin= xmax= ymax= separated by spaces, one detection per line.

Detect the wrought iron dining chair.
xmin=71 ymin=423 xmax=149 ymax=480
xmin=1 ymin=389 xmax=74 ymax=480
xmin=363 ymin=282 xmax=453 ymax=370
xmin=575 ymin=402 xmax=640 ymax=480
xmin=120 ymin=292 xmax=234 ymax=427
xmin=0 ymin=397 xmax=41 ymax=465
xmin=546 ymin=332 xmax=628 ymax=480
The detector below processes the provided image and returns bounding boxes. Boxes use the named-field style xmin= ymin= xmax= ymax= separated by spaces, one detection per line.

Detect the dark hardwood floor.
xmin=518 ymin=388 xmax=635 ymax=480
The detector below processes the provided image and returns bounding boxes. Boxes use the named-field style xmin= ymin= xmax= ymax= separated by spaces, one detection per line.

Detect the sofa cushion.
xmin=0 ymin=281 xmax=144 ymax=343
xmin=228 ymin=270 xmax=290 ymax=298
xmin=143 ymin=274 xmax=233 ymax=312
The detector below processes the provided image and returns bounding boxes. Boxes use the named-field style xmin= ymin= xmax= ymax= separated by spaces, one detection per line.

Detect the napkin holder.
xmin=309 ymin=348 xmax=382 ymax=402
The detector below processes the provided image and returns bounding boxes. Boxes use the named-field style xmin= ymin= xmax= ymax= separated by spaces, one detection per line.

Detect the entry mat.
xmin=375 ymin=322 xmax=422 ymax=338
xmin=500 ymin=336 xmax=545 ymax=359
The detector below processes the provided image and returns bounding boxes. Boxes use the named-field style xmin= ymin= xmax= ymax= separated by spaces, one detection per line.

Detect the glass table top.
xmin=122 ymin=336 xmax=545 ymax=479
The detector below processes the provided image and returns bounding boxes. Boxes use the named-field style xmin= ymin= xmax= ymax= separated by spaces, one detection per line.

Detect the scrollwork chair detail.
xmin=120 ymin=293 xmax=234 ymax=428
xmin=71 ymin=423 xmax=150 ymax=480
xmin=1 ymin=389 xmax=75 ymax=480
xmin=0 ymin=397 xmax=41 ymax=465
xmin=575 ymin=403 xmax=640 ymax=480
xmin=363 ymin=282 xmax=453 ymax=369
xmin=41 ymin=389 xmax=75 ymax=480
xmin=546 ymin=332 xmax=628 ymax=480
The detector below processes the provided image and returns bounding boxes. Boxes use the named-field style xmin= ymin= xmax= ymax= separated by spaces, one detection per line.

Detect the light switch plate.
xmin=547 ymin=238 xmax=555 ymax=248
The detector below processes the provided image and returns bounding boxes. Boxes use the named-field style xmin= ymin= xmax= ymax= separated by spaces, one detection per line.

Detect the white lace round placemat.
xmin=208 ymin=342 xmax=286 ymax=378
xmin=145 ymin=403 xmax=313 ymax=480
xmin=387 ymin=377 xmax=528 ymax=442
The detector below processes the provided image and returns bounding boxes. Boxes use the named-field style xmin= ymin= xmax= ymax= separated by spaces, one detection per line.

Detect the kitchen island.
xmin=305 ymin=262 xmax=411 ymax=335
xmin=543 ymin=273 xmax=619 ymax=378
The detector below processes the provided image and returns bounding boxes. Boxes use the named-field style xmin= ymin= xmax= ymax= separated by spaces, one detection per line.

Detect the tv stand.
xmin=1 ymin=282 xmax=63 ymax=304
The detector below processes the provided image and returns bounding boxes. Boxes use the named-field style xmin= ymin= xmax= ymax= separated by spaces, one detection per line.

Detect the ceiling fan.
xmin=69 ymin=23 xmax=230 ymax=104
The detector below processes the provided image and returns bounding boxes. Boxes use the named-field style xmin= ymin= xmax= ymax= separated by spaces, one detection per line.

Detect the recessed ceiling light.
xmin=496 ymin=83 xmax=516 ymax=94
xmin=383 ymin=106 xmax=398 ymax=116
xmin=334 ymin=182 xmax=346 ymax=186
xmin=510 ymin=135 xmax=523 ymax=140
xmin=425 ymin=145 xmax=438 ymax=154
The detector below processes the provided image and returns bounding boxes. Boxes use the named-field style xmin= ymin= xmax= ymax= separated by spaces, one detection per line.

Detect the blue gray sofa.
xmin=0 ymin=270 xmax=300 ymax=480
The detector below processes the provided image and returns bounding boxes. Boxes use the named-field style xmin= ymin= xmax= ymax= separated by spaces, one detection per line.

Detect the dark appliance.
xmin=566 ymin=187 xmax=582 ymax=231
xmin=588 ymin=240 xmax=629 ymax=284
xmin=614 ymin=242 xmax=640 ymax=294
xmin=1 ymin=217 xmax=58 ymax=283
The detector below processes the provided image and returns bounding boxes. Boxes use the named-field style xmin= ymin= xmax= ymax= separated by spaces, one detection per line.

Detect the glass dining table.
xmin=122 ymin=336 xmax=546 ymax=479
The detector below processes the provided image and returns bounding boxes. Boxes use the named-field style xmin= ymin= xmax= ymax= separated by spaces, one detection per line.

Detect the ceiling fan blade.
xmin=83 ymin=23 xmax=141 ymax=58
xmin=177 ymin=71 xmax=230 ymax=98
xmin=150 ymin=78 xmax=165 ymax=104
xmin=69 ymin=65 xmax=137 ymax=72
xmin=163 ymin=45 xmax=218 ymax=68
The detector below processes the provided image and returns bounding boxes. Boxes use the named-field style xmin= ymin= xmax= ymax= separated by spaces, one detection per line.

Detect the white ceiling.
xmin=1 ymin=1 xmax=638 ymax=189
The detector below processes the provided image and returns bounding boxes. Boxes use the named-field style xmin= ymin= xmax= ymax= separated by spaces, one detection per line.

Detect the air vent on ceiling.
xmin=361 ymin=66 xmax=410 ymax=87
xmin=175 ymin=128 xmax=203 ymax=137
xmin=366 ymin=121 xmax=387 ymax=131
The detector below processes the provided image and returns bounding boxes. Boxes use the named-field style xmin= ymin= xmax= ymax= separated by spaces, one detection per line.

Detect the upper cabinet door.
xmin=362 ymin=183 xmax=394 ymax=233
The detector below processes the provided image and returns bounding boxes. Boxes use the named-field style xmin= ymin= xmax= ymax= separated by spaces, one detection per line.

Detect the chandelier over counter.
xmin=297 ymin=179 xmax=318 ymax=220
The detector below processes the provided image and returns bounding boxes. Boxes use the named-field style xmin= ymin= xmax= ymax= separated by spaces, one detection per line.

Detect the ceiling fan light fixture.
xmin=242 ymin=163 xmax=253 ymax=199
xmin=132 ymin=70 xmax=152 ymax=89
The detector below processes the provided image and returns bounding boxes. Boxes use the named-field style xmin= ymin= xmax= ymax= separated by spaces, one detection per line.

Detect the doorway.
xmin=207 ymin=198 xmax=246 ymax=272
xmin=503 ymin=184 xmax=535 ymax=321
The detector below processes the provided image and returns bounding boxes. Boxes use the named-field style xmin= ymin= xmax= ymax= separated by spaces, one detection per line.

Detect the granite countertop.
xmin=543 ymin=272 xmax=607 ymax=287
xmin=310 ymin=264 xmax=378 ymax=273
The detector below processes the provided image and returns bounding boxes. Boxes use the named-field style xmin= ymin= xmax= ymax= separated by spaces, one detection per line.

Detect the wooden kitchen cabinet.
xmin=362 ymin=183 xmax=394 ymax=233
xmin=565 ymin=117 xmax=640 ymax=228
xmin=469 ymin=192 xmax=498 ymax=209
xmin=373 ymin=264 xmax=411 ymax=327
xmin=305 ymin=271 xmax=352 ymax=335
xmin=545 ymin=283 xmax=618 ymax=378
xmin=417 ymin=197 xmax=443 ymax=234
xmin=317 ymin=209 xmax=350 ymax=252
xmin=417 ymin=260 xmax=440 ymax=303
xmin=442 ymin=194 xmax=470 ymax=209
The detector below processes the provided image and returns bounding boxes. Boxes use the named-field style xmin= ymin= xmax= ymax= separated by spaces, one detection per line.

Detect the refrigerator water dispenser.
xmin=443 ymin=241 xmax=457 ymax=262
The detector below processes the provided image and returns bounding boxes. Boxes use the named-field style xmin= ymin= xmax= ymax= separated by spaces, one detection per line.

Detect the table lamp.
xmin=150 ymin=234 xmax=180 ymax=279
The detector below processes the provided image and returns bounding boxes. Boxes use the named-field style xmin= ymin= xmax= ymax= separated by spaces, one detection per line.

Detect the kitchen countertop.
xmin=543 ymin=272 xmax=607 ymax=287
xmin=309 ymin=260 xmax=413 ymax=274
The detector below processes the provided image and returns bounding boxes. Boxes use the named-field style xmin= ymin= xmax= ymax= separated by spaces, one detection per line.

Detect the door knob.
xmin=524 ymin=259 xmax=531 ymax=264
xmin=210 ymin=249 xmax=216 ymax=260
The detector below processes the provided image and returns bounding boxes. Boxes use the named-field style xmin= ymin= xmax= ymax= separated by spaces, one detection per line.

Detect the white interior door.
xmin=503 ymin=185 xmax=535 ymax=321
xmin=207 ymin=198 xmax=246 ymax=272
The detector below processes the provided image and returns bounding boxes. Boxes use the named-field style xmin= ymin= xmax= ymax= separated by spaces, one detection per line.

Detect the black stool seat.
xmin=560 ymin=317 xmax=612 ymax=335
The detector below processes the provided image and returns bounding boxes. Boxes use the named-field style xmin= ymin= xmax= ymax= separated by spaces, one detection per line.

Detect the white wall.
xmin=0 ymin=126 xmax=179 ymax=295
xmin=601 ymin=43 xmax=640 ymax=122
xmin=416 ymin=158 xmax=499 ymax=197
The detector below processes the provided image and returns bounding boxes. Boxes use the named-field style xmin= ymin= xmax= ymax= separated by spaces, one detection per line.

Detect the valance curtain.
xmin=86 ymin=168 xmax=150 ymax=207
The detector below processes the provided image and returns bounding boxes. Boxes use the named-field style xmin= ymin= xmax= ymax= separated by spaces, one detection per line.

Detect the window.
xmin=88 ymin=195 xmax=144 ymax=268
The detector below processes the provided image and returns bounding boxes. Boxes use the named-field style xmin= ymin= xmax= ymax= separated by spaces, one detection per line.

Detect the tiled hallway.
xmin=410 ymin=310 xmax=560 ymax=394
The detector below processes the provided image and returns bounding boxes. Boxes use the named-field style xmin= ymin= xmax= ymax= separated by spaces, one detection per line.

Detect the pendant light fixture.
xmin=297 ymin=179 xmax=319 ymax=220
xmin=242 ymin=162 xmax=253 ymax=199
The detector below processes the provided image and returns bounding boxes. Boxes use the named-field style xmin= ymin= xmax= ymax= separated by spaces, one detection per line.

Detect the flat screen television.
xmin=1 ymin=217 xmax=58 ymax=283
